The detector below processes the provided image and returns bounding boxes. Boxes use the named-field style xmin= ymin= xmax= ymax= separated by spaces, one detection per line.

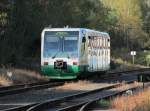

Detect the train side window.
xmin=101 ymin=37 xmax=102 ymax=47
xmin=108 ymin=39 xmax=110 ymax=47
xmin=105 ymin=38 xmax=106 ymax=47
xmin=82 ymin=36 xmax=86 ymax=43
xmin=105 ymin=38 xmax=108 ymax=48
xmin=103 ymin=36 xmax=105 ymax=47
xmin=98 ymin=38 xmax=100 ymax=48
xmin=103 ymin=38 xmax=105 ymax=47
xmin=99 ymin=37 xmax=101 ymax=47
xmin=96 ymin=37 xmax=98 ymax=48
xmin=94 ymin=38 xmax=96 ymax=48
xmin=104 ymin=38 xmax=105 ymax=47
xmin=95 ymin=38 xmax=96 ymax=48
xmin=101 ymin=37 xmax=104 ymax=47
xmin=88 ymin=36 xmax=91 ymax=47
xmin=88 ymin=36 xmax=91 ymax=39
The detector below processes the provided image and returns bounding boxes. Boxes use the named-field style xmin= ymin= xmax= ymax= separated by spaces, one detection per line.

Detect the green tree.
xmin=0 ymin=0 xmax=115 ymax=65
xmin=101 ymin=0 xmax=147 ymax=49
xmin=140 ymin=0 xmax=150 ymax=49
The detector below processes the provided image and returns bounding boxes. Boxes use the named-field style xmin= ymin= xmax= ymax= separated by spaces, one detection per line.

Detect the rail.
xmin=27 ymin=80 xmax=134 ymax=111
xmin=3 ymin=68 xmax=150 ymax=111
xmin=80 ymin=83 xmax=150 ymax=111
xmin=0 ymin=81 xmax=64 ymax=97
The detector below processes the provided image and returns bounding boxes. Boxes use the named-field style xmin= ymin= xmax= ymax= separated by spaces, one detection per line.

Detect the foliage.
xmin=112 ymin=48 xmax=150 ymax=66
xmin=0 ymin=0 xmax=149 ymax=66
xmin=101 ymin=0 xmax=148 ymax=49
xmin=140 ymin=0 xmax=150 ymax=49
xmin=97 ymin=99 xmax=110 ymax=106
xmin=0 ymin=0 xmax=115 ymax=65
xmin=0 ymin=12 xmax=7 ymax=26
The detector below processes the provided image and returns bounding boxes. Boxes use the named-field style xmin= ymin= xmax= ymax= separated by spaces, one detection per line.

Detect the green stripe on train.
xmin=41 ymin=65 xmax=79 ymax=79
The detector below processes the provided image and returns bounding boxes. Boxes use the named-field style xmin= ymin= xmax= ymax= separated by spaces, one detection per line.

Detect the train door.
xmin=104 ymin=36 xmax=107 ymax=70
xmin=106 ymin=37 xmax=109 ymax=69
xmin=101 ymin=37 xmax=104 ymax=70
xmin=96 ymin=36 xmax=99 ymax=71
xmin=93 ymin=37 xmax=98 ymax=71
xmin=98 ymin=36 xmax=101 ymax=70
xmin=105 ymin=37 xmax=107 ymax=70
xmin=107 ymin=37 xmax=110 ymax=69
xmin=93 ymin=37 xmax=96 ymax=71
xmin=106 ymin=37 xmax=108 ymax=69
xmin=94 ymin=37 xmax=98 ymax=71
xmin=97 ymin=36 xmax=100 ymax=71
xmin=99 ymin=36 xmax=102 ymax=71
xmin=91 ymin=36 xmax=95 ymax=71
xmin=99 ymin=36 xmax=102 ymax=70
xmin=104 ymin=37 xmax=106 ymax=70
xmin=79 ymin=30 xmax=88 ymax=72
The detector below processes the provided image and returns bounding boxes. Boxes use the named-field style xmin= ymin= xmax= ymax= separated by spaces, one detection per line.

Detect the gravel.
xmin=0 ymin=73 xmax=138 ymax=110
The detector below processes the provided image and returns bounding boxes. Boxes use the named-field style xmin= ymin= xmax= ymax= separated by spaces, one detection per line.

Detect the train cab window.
xmin=43 ymin=31 xmax=79 ymax=58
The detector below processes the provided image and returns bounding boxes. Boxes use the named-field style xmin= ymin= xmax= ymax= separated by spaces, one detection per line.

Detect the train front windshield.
xmin=43 ymin=31 xmax=79 ymax=58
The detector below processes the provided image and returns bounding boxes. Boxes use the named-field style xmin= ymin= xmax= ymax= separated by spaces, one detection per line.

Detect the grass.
xmin=111 ymin=88 xmax=150 ymax=111
xmin=0 ymin=67 xmax=49 ymax=86
xmin=59 ymin=80 xmax=91 ymax=90
xmin=109 ymin=57 xmax=146 ymax=74
xmin=97 ymin=99 xmax=110 ymax=107
xmin=112 ymin=48 xmax=150 ymax=67
xmin=0 ymin=75 xmax=13 ymax=86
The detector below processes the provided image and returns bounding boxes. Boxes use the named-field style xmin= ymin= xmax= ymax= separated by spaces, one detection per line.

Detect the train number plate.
xmin=54 ymin=60 xmax=67 ymax=69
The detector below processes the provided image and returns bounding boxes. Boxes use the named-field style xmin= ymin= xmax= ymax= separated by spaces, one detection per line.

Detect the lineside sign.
xmin=131 ymin=51 xmax=136 ymax=55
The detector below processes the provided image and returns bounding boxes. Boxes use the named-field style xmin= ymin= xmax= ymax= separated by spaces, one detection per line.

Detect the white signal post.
xmin=131 ymin=51 xmax=136 ymax=64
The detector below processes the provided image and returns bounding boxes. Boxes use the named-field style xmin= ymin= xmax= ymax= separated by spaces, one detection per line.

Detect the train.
xmin=41 ymin=28 xmax=110 ymax=79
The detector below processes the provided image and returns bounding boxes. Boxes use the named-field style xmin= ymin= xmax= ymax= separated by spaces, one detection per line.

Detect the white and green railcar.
xmin=41 ymin=28 xmax=110 ymax=79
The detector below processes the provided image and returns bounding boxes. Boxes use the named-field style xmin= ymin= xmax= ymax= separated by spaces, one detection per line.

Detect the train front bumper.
xmin=41 ymin=65 xmax=79 ymax=79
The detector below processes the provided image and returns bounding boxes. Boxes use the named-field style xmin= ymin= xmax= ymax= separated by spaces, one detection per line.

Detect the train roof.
xmin=43 ymin=27 xmax=109 ymax=36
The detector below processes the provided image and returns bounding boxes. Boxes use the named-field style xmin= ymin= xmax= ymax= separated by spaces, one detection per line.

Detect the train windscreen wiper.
xmin=52 ymin=52 xmax=59 ymax=59
xmin=66 ymin=52 xmax=70 ymax=59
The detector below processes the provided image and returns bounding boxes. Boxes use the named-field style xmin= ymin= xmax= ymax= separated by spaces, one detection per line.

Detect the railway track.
xmin=27 ymin=81 xmax=149 ymax=111
xmin=109 ymin=68 xmax=150 ymax=74
xmin=80 ymin=83 xmax=150 ymax=111
xmin=2 ymin=68 xmax=150 ymax=111
xmin=27 ymin=81 xmax=139 ymax=111
xmin=0 ymin=81 xmax=64 ymax=97
xmin=25 ymin=80 xmax=135 ymax=111
xmin=106 ymin=68 xmax=150 ymax=78
xmin=2 ymin=80 xmax=134 ymax=111
xmin=1 ymin=68 xmax=148 ymax=97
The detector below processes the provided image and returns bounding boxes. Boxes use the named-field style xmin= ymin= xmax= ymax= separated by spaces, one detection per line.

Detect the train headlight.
xmin=44 ymin=62 xmax=48 ymax=65
xmin=73 ymin=61 xmax=77 ymax=65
